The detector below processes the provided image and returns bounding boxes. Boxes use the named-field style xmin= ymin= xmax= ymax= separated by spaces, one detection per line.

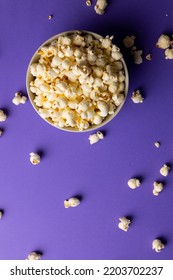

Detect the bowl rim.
xmin=26 ymin=30 xmax=129 ymax=133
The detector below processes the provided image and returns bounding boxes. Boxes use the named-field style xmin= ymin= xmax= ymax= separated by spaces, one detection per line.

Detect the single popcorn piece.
xmin=154 ymin=141 xmax=160 ymax=148
xmin=152 ymin=239 xmax=165 ymax=253
xmin=153 ymin=181 xmax=164 ymax=196
xmin=118 ymin=217 xmax=131 ymax=232
xmin=26 ymin=251 xmax=42 ymax=260
xmin=156 ymin=34 xmax=171 ymax=49
xmin=86 ymin=0 xmax=92 ymax=6
xmin=131 ymin=90 xmax=144 ymax=103
xmin=94 ymin=0 xmax=108 ymax=15
xmin=123 ymin=35 xmax=136 ymax=48
xmin=132 ymin=49 xmax=143 ymax=64
xmin=160 ymin=164 xmax=170 ymax=177
xmin=88 ymin=131 xmax=104 ymax=144
xmin=146 ymin=53 xmax=152 ymax=61
xmin=12 ymin=92 xmax=27 ymax=105
xmin=165 ymin=48 xmax=173 ymax=59
xmin=0 ymin=129 xmax=3 ymax=136
xmin=48 ymin=15 xmax=53 ymax=20
xmin=0 ymin=110 xmax=7 ymax=122
xmin=0 ymin=210 xmax=3 ymax=219
xmin=127 ymin=178 xmax=141 ymax=189
xmin=30 ymin=152 xmax=41 ymax=165
xmin=64 ymin=197 xmax=80 ymax=208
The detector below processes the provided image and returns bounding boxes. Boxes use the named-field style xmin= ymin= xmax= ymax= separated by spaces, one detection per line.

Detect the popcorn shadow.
xmin=72 ymin=194 xmax=84 ymax=202
xmin=36 ymin=150 xmax=45 ymax=159
xmin=156 ymin=236 xmax=168 ymax=246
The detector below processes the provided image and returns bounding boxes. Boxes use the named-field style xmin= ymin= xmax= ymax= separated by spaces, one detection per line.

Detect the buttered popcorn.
xmin=29 ymin=32 xmax=127 ymax=131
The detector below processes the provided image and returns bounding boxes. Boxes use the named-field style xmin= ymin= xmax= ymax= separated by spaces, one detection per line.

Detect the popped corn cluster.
xmin=29 ymin=32 xmax=127 ymax=131
xmin=156 ymin=34 xmax=173 ymax=59
xmin=123 ymin=35 xmax=143 ymax=64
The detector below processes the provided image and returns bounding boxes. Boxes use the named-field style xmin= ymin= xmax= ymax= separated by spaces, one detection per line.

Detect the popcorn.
xmin=29 ymin=32 xmax=127 ymax=131
xmin=12 ymin=92 xmax=27 ymax=105
xmin=94 ymin=0 xmax=108 ymax=15
xmin=152 ymin=239 xmax=165 ymax=253
xmin=0 ymin=129 xmax=3 ymax=136
xmin=86 ymin=0 xmax=92 ymax=6
xmin=132 ymin=49 xmax=143 ymax=64
xmin=127 ymin=178 xmax=141 ymax=189
xmin=88 ymin=131 xmax=104 ymax=144
xmin=123 ymin=35 xmax=136 ymax=48
xmin=146 ymin=53 xmax=152 ymax=61
xmin=64 ymin=197 xmax=80 ymax=208
xmin=156 ymin=34 xmax=171 ymax=49
xmin=153 ymin=181 xmax=164 ymax=196
xmin=0 ymin=210 xmax=3 ymax=219
xmin=30 ymin=152 xmax=41 ymax=165
xmin=118 ymin=217 xmax=131 ymax=232
xmin=26 ymin=252 xmax=42 ymax=260
xmin=131 ymin=90 xmax=144 ymax=103
xmin=154 ymin=141 xmax=160 ymax=148
xmin=0 ymin=110 xmax=7 ymax=122
xmin=165 ymin=48 xmax=173 ymax=59
xmin=160 ymin=164 xmax=170 ymax=177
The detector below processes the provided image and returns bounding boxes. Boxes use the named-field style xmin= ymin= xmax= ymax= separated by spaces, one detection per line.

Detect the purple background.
xmin=0 ymin=0 xmax=173 ymax=260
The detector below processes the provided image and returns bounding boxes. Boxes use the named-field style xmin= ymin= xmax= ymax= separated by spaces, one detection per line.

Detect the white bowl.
xmin=26 ymin=30 xmax=129 ymax=132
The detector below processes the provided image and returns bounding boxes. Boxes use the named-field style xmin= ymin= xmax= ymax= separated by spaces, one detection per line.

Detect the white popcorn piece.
xmin=26 ymin=252 xmax=42 ymax=260
xmin=118 ymin=217 xmax=131 ymax=232
xmin=131 ymin=90 xmax=144 ymax=103
xmin=94 ymin=0 xmax=108 ymax=15
xmin=132 ymin=49 xmax=143 ymax=64
xmin=146 ymin=53 xmax=152 ymax=61
xmin=12 ymin=92 xmax=27 ymax=105
xmin=127 ymin=178 xmax=141 ymax=189
xmin=88 ymin=131 xmax=104 ymax=144
xmin=0 ymin=211 xmax=3 ymax=219
xmin=160 ymin=164 xmax=170 ymax=177
xmin=30 ymin=152 xmax=41 ymax=165
xmin=123 ymin=35 xmax=136 ymax=48
xmin=0 ymin=110 xmax=7 ymax=122
xmin=153 ymin=181 xmax=164 ymax=196
xmin=64 ymin=197 xmax=80 ymax=208
xmin=0 ymin=129 xmax=3 ymax=136
xmin=152 ymin=239 xmax=165 ymax=253
xmin=86 ymin=0 xmax=92 ymax=6
xmin=156 ymin=34 xmax=171 ymax=49
xmin=154 ymin=141 xmax=160 ymax=148
xmin=165 ymin=48 xmax=173 ymax=59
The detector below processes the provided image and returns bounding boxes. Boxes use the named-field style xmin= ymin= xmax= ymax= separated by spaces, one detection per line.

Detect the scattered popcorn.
xmin=29 ymin=32 xmax=127 ymax=131
xmin=88 ymin=131 xmax=104 ymax=144
xmin=26 ymin=252 xmax=42 ymax=260
xmin=153 ymin=181 xmax=164 ymax=196
xmin=86 ymin=0 xmax=92 ymax=6
xmin=0 ymin=211 xmax=3 ymax=219
xmin=131 ymin=90 xmax=144 ymax=103
xmin=94 ymin=0 xmax=108 ymax=15
xmin=0 ymin=110 xmax=7 ymax=122
xmin=160 ymin=164 xmax=170 ymax=177
xmin=165 ymin=48 xmax=173 ymax=59
xmin=154 ymin=141 xmax=160 ymax=148
xmin=48 ymin=15 xmax=53 ymax=20
xmin=12 ymin=92 xmax=27 ymax=105
xmin=152 ymin=239 xmax=165 ymax=253
xmin=123 ymin=35 xmax=136 ymax=48
xmin=30 ymin=152 xmax=41 ymax=165
xmin=127 ymin=178 xmax=141 ymax=189
xmin=132 ymin=49 xmax=143 ymax=64
xmin=64 ymin=197 xmax=80 ymax=208
xmin=156 ymin=34 xmax=171 ymax=49
xmin=118 ymin=217 xmax=131 ymax=232
xmin=146 ymin=53 xmax=152 ymax=61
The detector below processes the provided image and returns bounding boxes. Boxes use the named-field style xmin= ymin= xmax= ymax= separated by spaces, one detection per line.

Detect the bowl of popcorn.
xmin=26 ymin=30 xmax=129 ymax=132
